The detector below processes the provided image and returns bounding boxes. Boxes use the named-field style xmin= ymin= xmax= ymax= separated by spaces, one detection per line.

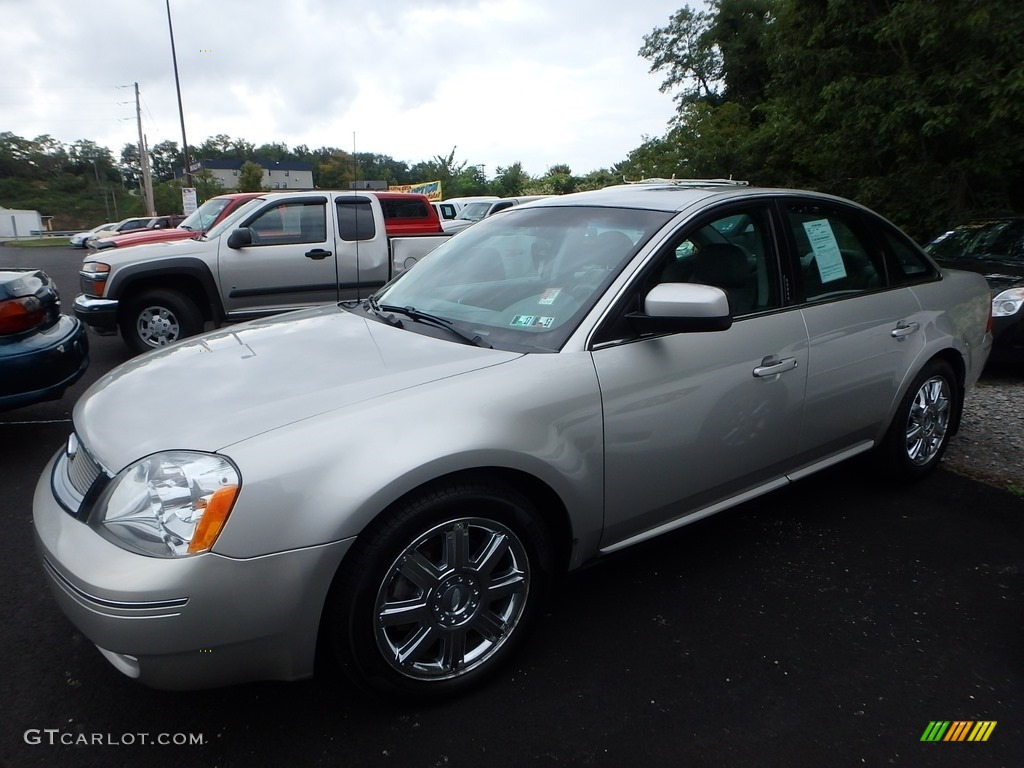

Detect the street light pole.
xmin=165 ymin=0 xmax=192 ymax=187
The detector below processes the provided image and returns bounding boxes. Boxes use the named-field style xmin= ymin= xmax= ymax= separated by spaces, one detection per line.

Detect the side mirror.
xmin=227 ymin=228 xmax=253 ymax=249
xmin=626 ymin=282 xmax=733 ymax=333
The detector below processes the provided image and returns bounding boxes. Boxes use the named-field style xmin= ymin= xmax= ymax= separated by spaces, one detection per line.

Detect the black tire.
xmin=880 ymin=359 xmax=959 ymax=480
xmin=119 ymin=289 xmax=203 ymax=354
xmin=325 ymin=478 xmax=553 ymax=701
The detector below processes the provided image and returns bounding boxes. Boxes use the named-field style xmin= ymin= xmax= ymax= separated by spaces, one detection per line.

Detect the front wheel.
xmin=120 ymin=289 xmax=203 ymax=354
xmin=325 ymin=479 xmax=553 ymax=700
xmin=880 ymin=359 xmax=958 ymax=480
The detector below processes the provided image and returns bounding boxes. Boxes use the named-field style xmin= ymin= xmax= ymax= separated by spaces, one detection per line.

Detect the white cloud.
xmin=0 ymin=0 xmax=681 ymax=176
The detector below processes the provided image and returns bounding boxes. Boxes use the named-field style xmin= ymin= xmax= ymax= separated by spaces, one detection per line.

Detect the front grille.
xmin=66 ymin=435 xmax=102 ymax=495
xmin=53 ymin=433 xmax=110 ymax=520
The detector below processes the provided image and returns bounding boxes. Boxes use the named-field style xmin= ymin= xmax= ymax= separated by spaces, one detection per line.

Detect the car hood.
xmin=83 ymin=236 xmax=211 ymax=267
xmin=74 ymin=305 xmax=521 ymax=473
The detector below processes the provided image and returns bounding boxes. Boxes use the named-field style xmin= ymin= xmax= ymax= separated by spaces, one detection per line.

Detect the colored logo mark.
xmin=921 ymin=721 xmax=997 ymax=742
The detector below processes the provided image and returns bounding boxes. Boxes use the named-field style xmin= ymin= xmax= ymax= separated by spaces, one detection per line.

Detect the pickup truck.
xmin=74 ymin=191 xmax=450 ymax=353
xmin=89 ymin=193 xmax=264 ymax=251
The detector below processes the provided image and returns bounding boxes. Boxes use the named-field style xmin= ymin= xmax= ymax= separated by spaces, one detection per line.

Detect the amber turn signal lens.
xmin=188 ymin=485 xmax=240 ymax=553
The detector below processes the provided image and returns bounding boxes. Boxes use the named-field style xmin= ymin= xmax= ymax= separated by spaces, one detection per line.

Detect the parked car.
xmin=0 ymin=268 xmax=88 ymax=410
xmin=441 ymin=196 xmax=550 ymax=233
xmin=924 ymin=217 xmax=1024 ymax=364
xmin=89 ymin=194 xmax=263 ymax=251
xmin=433 ymin=196 xmax=500 ymax=221
xmin=75 ymin=217 xmax=159 ymax=249
xmin=74 ymin=191 xmax=451 ymax=353
xmin=69 ymin=222 xmax=121 ymax=248
xmin=34 ymin=181 xmax=991 ymax=700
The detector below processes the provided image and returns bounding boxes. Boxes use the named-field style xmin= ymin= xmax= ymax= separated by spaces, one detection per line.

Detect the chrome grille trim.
xmin=52 ymin=433 xmax=111 ymax=520
xmin=66 ymin=435 xmax=102 ymax=495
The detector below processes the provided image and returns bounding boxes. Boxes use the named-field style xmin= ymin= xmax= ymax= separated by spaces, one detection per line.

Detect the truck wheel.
xmin=324 ymin=478 xmax=553 ymax=700
xmin=120 ymin=289 xmax=203 ymax=354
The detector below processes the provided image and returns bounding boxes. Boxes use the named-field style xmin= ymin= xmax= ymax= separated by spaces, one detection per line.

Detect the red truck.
xmin=89 ymin=193 xmax=265 ymax=251
xmin=374 ymin=191 xmax=444 ymax=235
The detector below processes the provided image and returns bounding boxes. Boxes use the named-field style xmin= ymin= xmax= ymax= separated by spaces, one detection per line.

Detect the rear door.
xmin=217 ymin=196 xmax=337 ymax=316
xmin=780 ymin=199 xmax=929 ymax=461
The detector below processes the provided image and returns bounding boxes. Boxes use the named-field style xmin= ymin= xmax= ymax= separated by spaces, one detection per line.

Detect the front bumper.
xmin=989 ymin=313 xmax=1024 ymax=363
xmin=0 ymin=315 xmax=89 ymax=410
xmin=73 ymin=294 xmax=119 ymax=335
xmin=33 ymin=449 xmax=354 ymax=689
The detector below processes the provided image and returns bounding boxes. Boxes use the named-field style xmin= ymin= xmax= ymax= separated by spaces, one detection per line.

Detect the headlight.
xmin=992 ymin=287 xmax=1024 ymax=317
xmin=94 ymin=451 xmax=240 ymax=558
xmin=79 ymin=262 xmax=110 ymax=297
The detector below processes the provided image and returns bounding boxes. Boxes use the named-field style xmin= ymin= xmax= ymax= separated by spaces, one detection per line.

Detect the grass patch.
xmin=0 ymin=237 xmax=72 ymax=247
xmin=1006 ymin=483 xmax=1024 ymax=497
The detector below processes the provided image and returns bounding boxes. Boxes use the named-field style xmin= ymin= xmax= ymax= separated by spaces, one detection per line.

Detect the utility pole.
xmin=135 ymin=82 xmax=156 ymax=216
xmin=166 ymin=0 xmax=192 ymax=187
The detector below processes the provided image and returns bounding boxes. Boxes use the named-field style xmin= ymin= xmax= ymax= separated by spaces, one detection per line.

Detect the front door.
xmin=218 ymin=197 xmax=337 ymax=316
xmin=592 ymin=204 xmax=809 ymax=548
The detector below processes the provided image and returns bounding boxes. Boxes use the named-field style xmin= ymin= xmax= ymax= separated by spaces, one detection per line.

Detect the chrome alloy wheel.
xmin=136 ymin=305 xmax=181 ymax=347
xmin=373 ymin=517 xmax=531 ymax=681
xmin=905 ymin=375 xmax=951 ymax=466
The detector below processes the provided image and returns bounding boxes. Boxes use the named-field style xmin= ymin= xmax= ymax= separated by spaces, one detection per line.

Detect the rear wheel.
xmin=325 ymin=479 xmax=553 ymax=700
xmin=120 ymin=289 xmax=203 ymax=354
xmin=881 ymin=359 xmax=958 ymax=480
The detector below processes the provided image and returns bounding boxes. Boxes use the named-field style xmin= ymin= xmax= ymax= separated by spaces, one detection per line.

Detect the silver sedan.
xmin=34 ymin=181 xmax=992 ymax=700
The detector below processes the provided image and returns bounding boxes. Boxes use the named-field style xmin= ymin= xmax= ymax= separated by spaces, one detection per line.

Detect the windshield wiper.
xmin=378 ymin=304 xmax=492 ymax=348
xmin=361 ymin=295 xmax=402 ymax=327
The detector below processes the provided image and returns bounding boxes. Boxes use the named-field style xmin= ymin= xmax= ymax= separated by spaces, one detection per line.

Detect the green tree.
xmin=638 ymin=0 xmax=1024 ymax=239
xmin=491 ymin=162 xmax=530 ymax=197
xmin=535 ymin=164 xmax=578 ymax=195
xmin=237 ymin=160 xmax=267 ymax=192
xmin=150 ymin=140 xmax=181 ymax=182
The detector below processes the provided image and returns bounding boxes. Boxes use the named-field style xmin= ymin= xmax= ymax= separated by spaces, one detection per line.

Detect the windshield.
xmin=203 ymin=197 xmax=267 ymax=240
xmin=179 ymin=198 xmax=232 ymax=231
xmin=454 ymin=202 xmax=492 ymax=222
xmin=926 ymin=220 xmax=1024 ymax=262
xmin=373 ymin=205 xmax=673 ymax=351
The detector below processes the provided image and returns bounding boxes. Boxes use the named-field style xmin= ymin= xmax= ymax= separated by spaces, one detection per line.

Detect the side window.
xmin=786 ymin=204 xmax=885 ymax=301
xmin=336 ymin=198 xmax=376 ymax=241
xmin=653 ymin=207 xmax=780 ymax=317
xmin=247 ymin=202 xmax=326 ymax=245
xmin=877 ymin=226 xmax=938 ymax=285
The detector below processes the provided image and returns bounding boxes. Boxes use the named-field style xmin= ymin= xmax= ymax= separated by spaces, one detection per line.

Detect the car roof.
xmin=530 ymin=179 xmax=844 ymax=213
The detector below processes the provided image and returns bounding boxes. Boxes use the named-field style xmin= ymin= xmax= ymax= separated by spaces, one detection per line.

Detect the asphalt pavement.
xmin=1 ymin=244 xmax=1022 ymax=767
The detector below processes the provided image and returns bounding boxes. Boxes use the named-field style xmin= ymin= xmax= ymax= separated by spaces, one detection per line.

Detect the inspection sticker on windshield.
xmin=538 ymin=288 xmax=562 ymax=305
xmin=510 ymin=315 xmax=554 ymax=329
xmin=803 ymin=219 xmax=847 ymax=283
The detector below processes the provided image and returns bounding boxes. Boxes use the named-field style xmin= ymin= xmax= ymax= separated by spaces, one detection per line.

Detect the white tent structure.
xmin=0 ymin=206 xmax=43 ymax=238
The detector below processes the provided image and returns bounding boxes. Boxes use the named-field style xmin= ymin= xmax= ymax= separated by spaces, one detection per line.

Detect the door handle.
xmin=891 ymin=321 xmax=920 ymax=339
xmin=753 ymin=355 xmax=798 ymax=378
xmin=305 ymin=248 xmax=333 ymax=260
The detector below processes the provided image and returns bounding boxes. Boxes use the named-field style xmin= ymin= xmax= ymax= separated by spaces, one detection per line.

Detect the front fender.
xmin=214 ymin=352 xmax=605 ymax=570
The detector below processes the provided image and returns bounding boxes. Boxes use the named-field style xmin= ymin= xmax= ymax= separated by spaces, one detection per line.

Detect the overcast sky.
xmin=1 ymin=0 xmax=686 ymax=179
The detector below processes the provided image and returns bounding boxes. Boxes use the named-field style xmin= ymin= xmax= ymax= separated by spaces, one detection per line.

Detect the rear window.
xmin=381 ymin=199 xmax=430 ymax=220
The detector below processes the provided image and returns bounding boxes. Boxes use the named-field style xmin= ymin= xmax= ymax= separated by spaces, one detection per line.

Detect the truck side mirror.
xmin=227 ymin=228 xmax=253 ymax=249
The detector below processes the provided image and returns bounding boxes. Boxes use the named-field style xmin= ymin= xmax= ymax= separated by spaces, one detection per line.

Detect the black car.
xmin=925 ymin=218 xmax=1024 ymax=364
xmin=0 ymin=268 xmax=89 ymax=410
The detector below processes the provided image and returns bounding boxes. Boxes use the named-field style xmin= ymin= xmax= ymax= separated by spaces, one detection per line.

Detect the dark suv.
xmin=925 ymin=218 xmax=1024 ymax=364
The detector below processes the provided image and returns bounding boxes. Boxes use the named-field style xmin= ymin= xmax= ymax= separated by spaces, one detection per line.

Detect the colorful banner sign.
xmin=389 ymin=181 xmax=443 ymax=201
